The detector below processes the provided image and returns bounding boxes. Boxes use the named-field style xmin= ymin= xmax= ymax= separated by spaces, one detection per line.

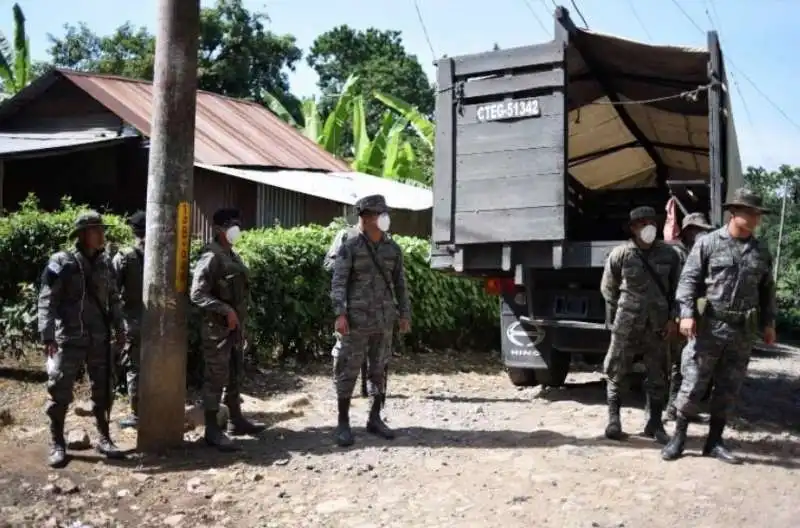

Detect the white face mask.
xmin=377 ymin=213 xmax=391 ymax=232
xmin=225 ymin=225 xmax=241 ymax=244
xmin=638 ymin=224 xmax=657 ymax=244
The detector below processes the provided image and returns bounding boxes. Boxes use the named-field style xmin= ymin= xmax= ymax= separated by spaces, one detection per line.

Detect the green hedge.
xmin=0 ymin=198 xmax=500 ymax=363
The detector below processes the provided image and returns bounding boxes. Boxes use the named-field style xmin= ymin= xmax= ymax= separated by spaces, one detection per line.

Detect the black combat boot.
xmin=48 ymin=417 xmax=67 ymax=468
xmin=226 ymin=397 xmax=266 ymax=436
xmin=334 ymin=398 xmax=354 ymax=447
xmin=204 ymin=410 xmax=239 ymax=451
xmin=604 ymin=395 xmax=624 ymax=441
xmin=643 ymin=397 xmax=670 ymax=445
xmin=702 ymin=417 xmax=741 ymax=464
xmin=94 ymin=411 xmax=125 ymax=459
xmin=661 ymin=415 xmax=689 ymax=461
xmin=366 ymin=395 xmax=395 ymax=440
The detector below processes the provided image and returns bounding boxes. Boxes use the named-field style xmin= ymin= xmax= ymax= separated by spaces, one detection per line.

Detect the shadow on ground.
xmin=734 ymin=372 xmax=800 ymax=434
xmin=0 ymin=366 xmax=47 ymax=384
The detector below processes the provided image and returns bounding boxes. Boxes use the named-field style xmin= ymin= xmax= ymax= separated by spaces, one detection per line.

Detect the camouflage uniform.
xmin=666 ymin=212 xmax=713 ymax=422
xmin=38 ymin=211 xmax=125 ymax=467
xmin=112 ymin=210 xmax=146 ymax=429
xmin=330 ymin=194 xmax=410 ymax=446
xmin=190 ymin=208 xmax=265 ymax=451
xmin=663 ymin=189 xmax=776 ymax=464
xmin=325 ymin=225 xmax=390 ymax=399
xmin=601 ymin=206 xmax=681 ymax=444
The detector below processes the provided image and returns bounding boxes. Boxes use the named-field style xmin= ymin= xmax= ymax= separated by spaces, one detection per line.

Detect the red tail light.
xmin=484 ymin=277 xmax=515 ymax=295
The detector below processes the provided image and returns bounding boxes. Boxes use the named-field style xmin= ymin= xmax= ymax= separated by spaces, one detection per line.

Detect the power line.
xmin=570 ymin=0 xmax=590 ymax=29
xmin=412 ymin=0 xmax=437 ymax=62
xmin=667 ymin=0 xmax=800 ymax=133
xmin=625 ymin=0 xmax=654 ymax=42
xmin=520 ymin=0 xmax=549 ymax=35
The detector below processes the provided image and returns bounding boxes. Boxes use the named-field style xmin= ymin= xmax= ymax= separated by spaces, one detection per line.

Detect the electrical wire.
xmin=569 ymin=0 xmax=590 ymax=29
xmin=668 ymin=0 xmax=800 ymax=133
xmin=588 ymin=84 xmax=711 ymax=106
xmin=520 ymin=0 xmax=549 ymax=35
xmin=625 ymin=0 xmax=654 ymax=42
xmin=412 ymin=0 xmax=437 ymax=62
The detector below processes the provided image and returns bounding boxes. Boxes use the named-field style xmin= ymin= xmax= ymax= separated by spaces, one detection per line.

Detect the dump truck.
xmin=429 ymin=7 xmax=744 ymax=387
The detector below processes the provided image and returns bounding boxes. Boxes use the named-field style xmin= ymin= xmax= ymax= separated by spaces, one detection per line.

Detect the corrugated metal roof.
xmin=198 ymin=163 xmax=433 ymax=211
xmin=0 ymin=133 xmax=132 ymax=158
xmin=54 ymin=70 xmax=350 ymax=171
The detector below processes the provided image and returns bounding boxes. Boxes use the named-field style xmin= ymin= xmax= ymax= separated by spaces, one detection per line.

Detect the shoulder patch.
xmin=47 ymin=260 xmax=63 ymax=275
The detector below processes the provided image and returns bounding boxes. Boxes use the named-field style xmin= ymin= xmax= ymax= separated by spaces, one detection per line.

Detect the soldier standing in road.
xmin=662 ymin=188 xmax=776 ymax=464
xmin=190 ymin=208 xmax=266 ymax=451
xmin=601 ymin=206 xmax=681 ymax=445
xmin=38 ymin=211 xmax=125 ymax=468
xmin=330 ymin=194 xmax=411 ymax=447
xmin=112 ymin=210 xmax=146 ymax=429
xmin=665 ymin=212 xmax=714 ymax=423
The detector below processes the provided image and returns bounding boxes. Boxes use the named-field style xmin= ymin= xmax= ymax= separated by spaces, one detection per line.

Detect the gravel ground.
xmin=0 ymin=348 xmax=798 ymax=528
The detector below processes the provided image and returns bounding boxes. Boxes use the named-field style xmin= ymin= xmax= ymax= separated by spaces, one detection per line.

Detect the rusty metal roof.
xmin=55 ymin=70 xmax=349 ymax=171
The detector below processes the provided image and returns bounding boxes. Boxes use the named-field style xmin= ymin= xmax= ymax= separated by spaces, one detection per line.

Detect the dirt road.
xmin=1 ymin=350 xmax=798 ymax=528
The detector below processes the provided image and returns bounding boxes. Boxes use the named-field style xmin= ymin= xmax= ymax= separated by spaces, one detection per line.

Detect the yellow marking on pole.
xmin=175 ymin=201 xmax=191 ymax=292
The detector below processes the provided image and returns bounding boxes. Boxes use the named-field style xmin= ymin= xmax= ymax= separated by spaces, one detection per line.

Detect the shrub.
xmin=0 ymin=201 xmax=500 ymax=363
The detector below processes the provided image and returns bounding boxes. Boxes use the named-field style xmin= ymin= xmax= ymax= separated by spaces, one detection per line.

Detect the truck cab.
xmin=429 ymin=7 xmax=744 ymax=387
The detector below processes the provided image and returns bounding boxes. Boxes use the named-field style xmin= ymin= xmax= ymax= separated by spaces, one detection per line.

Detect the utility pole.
xmin=774 ymin=185 xmax=788 ymax=283
xmin=138 ymin=0 xmax=200 ymax=452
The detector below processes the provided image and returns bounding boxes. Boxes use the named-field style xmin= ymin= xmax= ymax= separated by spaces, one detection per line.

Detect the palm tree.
xmin=0 ymin=3 xmax=30 ymax=99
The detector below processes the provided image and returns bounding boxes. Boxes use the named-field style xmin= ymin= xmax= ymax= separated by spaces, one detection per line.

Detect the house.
xmin=0 ymin=69 xmax=432 ymax=238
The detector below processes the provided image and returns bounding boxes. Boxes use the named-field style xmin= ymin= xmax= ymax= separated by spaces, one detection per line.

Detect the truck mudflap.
xmin=500 ymin=295 xmax=548 ymax=370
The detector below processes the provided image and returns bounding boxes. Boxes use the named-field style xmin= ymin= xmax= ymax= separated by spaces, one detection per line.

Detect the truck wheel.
xmin=507 ymin=368 xmax=539 ymax=387
xmin=535 ymin=350 xmax=571 ymax=387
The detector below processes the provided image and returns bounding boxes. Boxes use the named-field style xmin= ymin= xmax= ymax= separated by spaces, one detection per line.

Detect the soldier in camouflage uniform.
xmin=662 ymin=188 xmax=776 ymax=464
xmin=190 ymin=208 xmax=266 ymax=451
xmin=601 ymin=206 xmax=681 ymax=445
xmin=112 ymin=210 xmax=146 ymax=429
xmin=330 ymin=194 xmax=411 ymax=447
xmin=665 ymin=212 xmax=713 ymax=422
xmin=324 ymin=223 xmax=391 ymax=400
xmin=38 ymin=211 xmax=125 ymax=468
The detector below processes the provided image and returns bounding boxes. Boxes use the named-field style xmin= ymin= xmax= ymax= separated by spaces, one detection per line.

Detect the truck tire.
xmin=535 ymin=350 xmax=571 ymax=387
xmin=507 ymin=368 xmax=539 ymax=387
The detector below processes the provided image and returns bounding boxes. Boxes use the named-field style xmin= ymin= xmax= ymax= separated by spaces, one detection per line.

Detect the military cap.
xmin=723 ymin=187 xmax=770 ymax=214
xmin=629 ymin=206 xmax=657 ymax=223
xmin=69 ymin=210 xmax=109 ymax=238
xmin=681 ymin=212 xmax=713 ymax=231
xmin=212 ymin=208 xmax=241 ymax=227
xmin=128 ymin=210 xmax=146 ymax=234
xmin=355 ymin=194 xmax=389 ymax=215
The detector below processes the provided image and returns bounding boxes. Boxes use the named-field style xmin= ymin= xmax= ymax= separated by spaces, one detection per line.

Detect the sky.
xmin=2 ymin=0 xmax=798 ymax=170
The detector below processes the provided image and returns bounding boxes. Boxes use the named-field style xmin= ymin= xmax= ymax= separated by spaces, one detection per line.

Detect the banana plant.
xmin=262 ymin=74 xmax=360 ymax=157
xmin=373 ymin=91 xmax=435 ymax=151
xmin=0 ymin=4 xmax=31 ymax=99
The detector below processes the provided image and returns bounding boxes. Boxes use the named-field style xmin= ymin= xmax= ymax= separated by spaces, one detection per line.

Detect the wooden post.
xmin=137 ymin=0 xmax=200 ymax=452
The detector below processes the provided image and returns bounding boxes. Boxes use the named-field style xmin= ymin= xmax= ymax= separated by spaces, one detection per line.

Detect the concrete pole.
xmin=774 ymin=186 xmax=788 ymax=283
xmin=137 ymin=0 xmax=200 ymax=452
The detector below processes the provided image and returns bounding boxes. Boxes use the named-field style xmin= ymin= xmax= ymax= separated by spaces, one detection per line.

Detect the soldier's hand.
xmin=226 ymin=310 xmax=240 ymax=330
xmin=44 ymin=342 xmax=57 ymax=357
xmin=679 ymin=318 xmax=696 ymax=339
xmin=763 ymin=326 xmax=777 ymax=345
xmin=334 ymin=315 xmax=349 ymax=336
xmin=663 ymin=320 xmax=678 ymax=340
xmin=398 ymin=318 xmax=411 ymax=334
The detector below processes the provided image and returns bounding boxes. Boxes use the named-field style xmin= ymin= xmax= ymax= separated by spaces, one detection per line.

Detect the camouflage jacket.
xmin=112 ymin=240 xmax=144 ymax=339
xmin=330 ymin=229 xmax=411 ymax=332
xmin=676 ymin=227 xmax=776 ymax=330
xmin=190 ymin=241 xmax=250 ymax=328
xmin=601 ymin=239 xmax=681 ymax=334
xmin=324 ymin=226 xmax=360 ymax=273
xmin=38 ymin=244 xmax=124 ymax=346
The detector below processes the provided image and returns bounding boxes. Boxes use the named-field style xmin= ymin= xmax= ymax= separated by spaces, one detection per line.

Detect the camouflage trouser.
xmin=674 ymin=325 xmax=752 ymax=421
xmin=201 ymin=323 xmax=243 ymax=412
xmin=604 ymin=329 xmax=669 ymax=405
xmin=667 ymin=335 xmax=685 ymax=408
xmin=333 ymin=329 xmax=393 ymax=399
xmin=46 ymin=341 xmax=111 ymax=424
xmin=119 ymin=340 xmax=140 ymax=414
